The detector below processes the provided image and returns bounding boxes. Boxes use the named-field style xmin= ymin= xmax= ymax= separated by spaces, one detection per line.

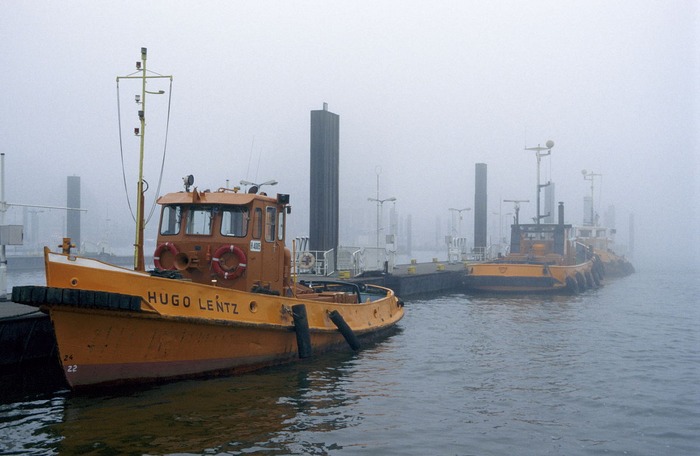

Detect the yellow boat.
xmin=464 ymin=204 xmax=601 ymax=293
xmin=574 ymin=169 xmax=634 ymax=277
xmin=11 ymin=49 xmax=403 ymax=389
xmin=464 ymin=141 xmax=601 ymax=294
xmin=573 ymin=225 xmax=634 ymax=277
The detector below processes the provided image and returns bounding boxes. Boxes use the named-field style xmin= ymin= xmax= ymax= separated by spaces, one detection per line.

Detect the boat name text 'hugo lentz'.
xmin=147 ymin=291 xmax=239 ymax=314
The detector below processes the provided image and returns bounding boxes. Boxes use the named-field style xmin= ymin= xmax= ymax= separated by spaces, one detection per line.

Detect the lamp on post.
xmin=524 ymin=140 xmax=554 ymax=225
xmin=448 ymin=207 xmax=471 ymax=237
xmin=368 ymin=196 xmax=396 ymax=269
xmin=240 ymin=179 xmax=278 ymax=194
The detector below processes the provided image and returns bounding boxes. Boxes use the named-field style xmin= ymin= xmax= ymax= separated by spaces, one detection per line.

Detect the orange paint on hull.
xmin=465 ymin=261 xmax=595 ymax=293
xmin=50 ymin=307 xmax=365 ymax=388
xmin=37 ymin=251 xmax=403 ymax=389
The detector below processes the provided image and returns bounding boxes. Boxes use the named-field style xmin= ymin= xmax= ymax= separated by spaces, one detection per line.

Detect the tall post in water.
xmin=66 ymin=176 xmax=81 ymax=250
xmin=309 ymin=102 xmax=340 ymax=269
xmin=474 ymin=163 xmax=487 ymax=258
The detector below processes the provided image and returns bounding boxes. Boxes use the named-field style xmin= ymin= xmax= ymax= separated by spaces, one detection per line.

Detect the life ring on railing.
xmin=212 ymin=244 xmax=247 ymax=280
xmin=153 ymin=242 xmax=179 ymax=270
xmin=299 ymin=252 xmax=316 ymax=269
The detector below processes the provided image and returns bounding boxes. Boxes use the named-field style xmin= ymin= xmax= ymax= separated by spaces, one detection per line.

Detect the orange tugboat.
xmin=464 ymin=202 xmax=601 ymax=293
xmin=464 ymin=141 xmax=601 ymax=293
xmin=12 ymin=49 xmax=403 ymax=389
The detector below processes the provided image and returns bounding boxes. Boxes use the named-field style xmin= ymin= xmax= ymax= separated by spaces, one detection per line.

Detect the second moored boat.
xmin=464 ymin=202 xmax=601 ymax=293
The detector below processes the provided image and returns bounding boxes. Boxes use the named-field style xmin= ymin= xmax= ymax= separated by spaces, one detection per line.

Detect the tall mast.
xmin=134 ymin=47 xmax=147 ymax=271
xmin=117 ymin=48 xmax=171 ymax=271
xmin=524 ymin=140 xmax=554 ymax=224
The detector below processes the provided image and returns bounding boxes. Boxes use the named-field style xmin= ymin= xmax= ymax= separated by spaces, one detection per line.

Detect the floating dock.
xmin=350 ymin=260 xmax=468 ymax=297
xmin=0 ymin=301 xmax=57 ymax=366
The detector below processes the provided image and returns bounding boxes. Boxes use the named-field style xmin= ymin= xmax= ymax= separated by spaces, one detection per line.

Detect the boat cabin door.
xmin=249 ymin=204 xmax=283 ymax=286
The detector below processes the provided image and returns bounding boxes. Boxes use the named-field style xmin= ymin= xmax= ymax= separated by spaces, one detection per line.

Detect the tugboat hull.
xmin=14 ymin=253 xmax=403 ymax=389
xmin=48 ymin=306 xmax=354 ymax=388
xmin=464 ymin=261 xmax=594 ymax=293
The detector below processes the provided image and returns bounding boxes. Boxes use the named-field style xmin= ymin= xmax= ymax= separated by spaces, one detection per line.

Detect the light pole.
xmin=240 ymin=179 xmax=278 ymax=194
xmin=524 ymin=140 xmax=554 ymax=224
xmin=368 ymin=196 xmax=396 ymax=267
xmin=492 ymin=211 xmax=513 ymax=256
xmin=448 ymin=207 xmax=471 ymax=237
xmin=581 ymin=170 xmax=602 ymax=226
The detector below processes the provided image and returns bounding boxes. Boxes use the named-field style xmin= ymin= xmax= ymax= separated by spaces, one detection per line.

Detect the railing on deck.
xmin=292 ymin=239 xmax=397 ymax=277
xmin=361 ymin=247 xmax=395 ymax=273
xmin=337 ymin=246 xmax=363 ymax=277
xmin=447 ymin=237 xmax=469 ymax=263
xmin=294 ymin=248 xmax=336 ymax=277
xmin=471 ymin=246 xmax=487 ymax=261
xmin=293 ymin=237 xmax=335 ymax=277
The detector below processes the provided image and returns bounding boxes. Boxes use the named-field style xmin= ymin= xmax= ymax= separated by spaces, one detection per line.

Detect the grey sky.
xmin=1 ymin=1 xmax=697 ymax=268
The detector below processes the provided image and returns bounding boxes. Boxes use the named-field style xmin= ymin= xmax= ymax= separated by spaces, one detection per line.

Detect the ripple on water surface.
xmin=0 ymin=269 xmax=698 ymax=455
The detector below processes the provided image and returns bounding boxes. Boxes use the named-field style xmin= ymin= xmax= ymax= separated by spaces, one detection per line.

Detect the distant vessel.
xmin=12 ymin=48 xmax=403 ymax=389
xmin=571 ymin=224 xmax=634 ymax=277
xmin=464 ymin=202 xmax=600 ymax=293
xmin=572 ymin=169 xmax=634 ymax=277
xmin=464 ymin=141 xmax=600 ymax=294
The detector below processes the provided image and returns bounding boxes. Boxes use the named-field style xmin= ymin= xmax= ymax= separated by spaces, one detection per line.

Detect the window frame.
xmin=159 ymin=205 xmax=182 ymax=236
xmin=185 ymin=205 xmax=215 ymax=236
xmin=220 ymin=206 xmax=249 ymax=238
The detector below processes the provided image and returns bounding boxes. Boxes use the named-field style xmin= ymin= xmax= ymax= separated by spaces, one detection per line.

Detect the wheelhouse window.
xmin=252 ymin=208 xmax=263 ymax=239
xmin=221 ymin=206 xmax=249 ymax=237
xmin=186 ymin=206 xmax=215 ymax=235
xmin=277 ymin=210 xmax=284 ymax=241
xmin=265 ymin=207 xmax=276 ymax=242
xmin=159 ymin=205 xmax=182 ymax=235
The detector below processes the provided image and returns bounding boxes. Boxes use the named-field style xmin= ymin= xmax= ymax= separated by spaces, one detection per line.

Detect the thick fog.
xmin=1 ymin=1 xmax=697 ymax=269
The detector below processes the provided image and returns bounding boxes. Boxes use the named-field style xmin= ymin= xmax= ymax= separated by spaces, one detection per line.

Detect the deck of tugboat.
xmin=1 ymin=259 xmax=469 ymax=316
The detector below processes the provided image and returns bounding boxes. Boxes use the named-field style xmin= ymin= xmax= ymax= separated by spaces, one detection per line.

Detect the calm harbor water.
xmin=1 ymin=267 xmax=698 ymax=455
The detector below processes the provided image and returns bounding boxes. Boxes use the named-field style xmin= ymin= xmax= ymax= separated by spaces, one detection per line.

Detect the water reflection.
xmin=37 ymin=347 xmax=385 ymax=455
xmin=1 ymin=277 xmax=698 ymax=455
xmin=0 ymin=357 xmax=67 ymax=404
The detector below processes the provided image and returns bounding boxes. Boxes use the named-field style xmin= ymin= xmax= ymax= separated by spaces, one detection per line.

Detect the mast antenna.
xmin=116 ymin=48 xmax=172 ymax=271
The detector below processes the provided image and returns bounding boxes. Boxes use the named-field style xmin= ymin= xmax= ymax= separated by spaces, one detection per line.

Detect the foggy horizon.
xmin=1 ymin=1 xmax=697 ymax=270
